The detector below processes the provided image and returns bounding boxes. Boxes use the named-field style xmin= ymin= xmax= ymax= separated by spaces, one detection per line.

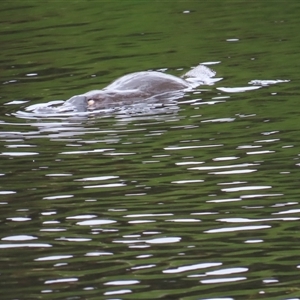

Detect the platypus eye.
xmin=87 ymin=99 xmax=95 ymax=106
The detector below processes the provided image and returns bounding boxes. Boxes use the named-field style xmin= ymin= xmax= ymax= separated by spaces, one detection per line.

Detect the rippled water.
xmin=1 ymin=1 xmax=300 ymax=300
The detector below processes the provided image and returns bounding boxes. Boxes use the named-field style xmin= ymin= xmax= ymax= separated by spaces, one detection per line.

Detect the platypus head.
xmin=85 ymin=90 xmax=115 ymax=110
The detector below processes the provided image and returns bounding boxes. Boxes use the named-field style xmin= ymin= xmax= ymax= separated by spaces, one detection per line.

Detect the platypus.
xmin=63 ymin=64 xmax=217 ymax=111
xmin=26 ymin=64 xmax=217 ymax=114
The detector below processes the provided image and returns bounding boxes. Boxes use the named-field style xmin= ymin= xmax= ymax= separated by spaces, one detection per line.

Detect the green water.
xmin=1 ymin=1 xmax=300 ymax=299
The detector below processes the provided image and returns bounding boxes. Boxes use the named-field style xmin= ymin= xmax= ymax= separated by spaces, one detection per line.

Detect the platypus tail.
xmin=182 ymin=64 xmax=221 ymax=87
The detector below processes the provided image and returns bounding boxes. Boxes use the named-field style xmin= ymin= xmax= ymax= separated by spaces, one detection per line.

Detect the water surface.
xmin=1 ymin=1 xmax=300 ymax=299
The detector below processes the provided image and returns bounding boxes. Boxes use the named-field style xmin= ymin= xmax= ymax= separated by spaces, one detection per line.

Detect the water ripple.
xmin=35 ymin=255 xmax=73 ymax=261
xmin=163 ymin=262 xmax=222 ymax=274
xmin=201 ymin=277 xmax=247 ymax=284
xmin=205 ymin=225 xmax=271 ymax=233
xmin=104 ymin=289 xmax=131 ymax=296
xmin=0 ymin=243 xmax=52 ymax=248
xmin=104 ymin=280 xmax=139 ymax=285
xmin=76 ymin=219 xmax=116 ymax=226
xmin=2 ymin=235 xmax=37 ymax=241
xmin=44 ymin=278 xmax=78 ymax=285
xmin=221 ymin=185 xmax=271 ymax=192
